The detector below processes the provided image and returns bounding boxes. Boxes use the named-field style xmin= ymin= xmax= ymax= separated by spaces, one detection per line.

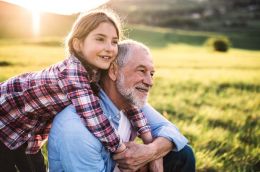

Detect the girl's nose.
xmin=105 ymin=42 xmax=113 ymax=52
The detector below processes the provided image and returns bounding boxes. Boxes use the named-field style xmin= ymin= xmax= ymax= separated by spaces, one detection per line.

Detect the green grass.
xmin=150 ymin=45 xmax=260 ymax=171
xmin=0 ymin=27 xmax=260 ymax=171
xmin=149 ymin=44 xmax=260 ymax=171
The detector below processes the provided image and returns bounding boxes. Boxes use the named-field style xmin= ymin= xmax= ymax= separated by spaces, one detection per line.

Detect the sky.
xmin=2 ymin=0 xmax=110 ymax=15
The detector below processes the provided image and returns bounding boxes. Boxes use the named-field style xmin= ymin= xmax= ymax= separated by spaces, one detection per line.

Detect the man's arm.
xmin=142 ymin=103 xmax=188 ymax=151
xmin=113 ymin=103 xmax=188 ymax=171
xmin=113 ymin=137 xmax=173 ymax=171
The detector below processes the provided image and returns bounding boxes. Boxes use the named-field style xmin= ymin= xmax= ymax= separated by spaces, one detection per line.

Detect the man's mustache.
xmin=136 ymin=84 xmax=151 ymax=92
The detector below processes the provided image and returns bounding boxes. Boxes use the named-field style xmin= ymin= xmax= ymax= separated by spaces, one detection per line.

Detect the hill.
xmin=0 ymin=0 xmax=260 ymax=50
xmin=107 ymin=0 xmax=260 ymax=50
xmin=107 ymin=0 xmax=260 ymax=30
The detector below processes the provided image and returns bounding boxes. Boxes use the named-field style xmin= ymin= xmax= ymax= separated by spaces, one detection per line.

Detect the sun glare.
xmin=21 ymin=1 xmax=41 ymax=36
xmin=5 ymin=0 xmax=110 ymax=36
xmin=32 ymin=10 xmax=41 ymax=36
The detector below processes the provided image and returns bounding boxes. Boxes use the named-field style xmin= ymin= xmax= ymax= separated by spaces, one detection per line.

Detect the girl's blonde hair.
xmin=65 ymin=8 xmax=122 ymax=56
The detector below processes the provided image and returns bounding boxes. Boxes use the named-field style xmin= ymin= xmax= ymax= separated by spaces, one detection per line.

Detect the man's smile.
xmin=135 ymin=85 xmax=149 ymax=94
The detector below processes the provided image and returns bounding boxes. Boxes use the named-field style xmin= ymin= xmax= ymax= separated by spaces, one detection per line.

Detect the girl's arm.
xmin=58 ymin=66 xmax=121 ymax=153
xmin=124 ymin=107 xmax=153 ymax=144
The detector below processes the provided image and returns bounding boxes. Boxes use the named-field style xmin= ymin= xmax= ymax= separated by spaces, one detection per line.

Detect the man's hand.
xmin=113 ymin=141 xmax=155 ymax=171
xmin=113 ymin=137 xmax=173 ymax=171
xmin=149 ymin=158 xmax=163 ymax=172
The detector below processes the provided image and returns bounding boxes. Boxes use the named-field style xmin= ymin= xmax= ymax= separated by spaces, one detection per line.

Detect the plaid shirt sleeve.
xmin=26 ymin=122 xmax=51 ymax=154
xmin=58 ymin=60 xmax=121 ymax=153
xmin=124 ymin=107 xmax=151 ymax=134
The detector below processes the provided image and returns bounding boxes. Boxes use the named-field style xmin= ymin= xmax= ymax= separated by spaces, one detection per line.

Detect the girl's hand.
xmin=115 ymin=143 xmax=127 ymax=153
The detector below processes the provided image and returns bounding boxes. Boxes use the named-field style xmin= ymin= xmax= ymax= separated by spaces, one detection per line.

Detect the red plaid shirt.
xmin=0 ymin=56 xmax=150 ymax=154
xmin=124 ymin=108 xmax=150 ymax=135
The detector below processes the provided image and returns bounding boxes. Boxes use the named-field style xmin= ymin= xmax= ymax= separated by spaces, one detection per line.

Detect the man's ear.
xmin=108 ymin=62 xmax=118 ymax=81
xmin=72 ymin=38 xmax=81 ymax=52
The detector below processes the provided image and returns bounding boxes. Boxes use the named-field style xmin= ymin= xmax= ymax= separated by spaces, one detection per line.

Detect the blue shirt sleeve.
xmin=142 ymin=103 xmax=188 ymax=151
xmin=48 ymin=105 xmax=114 ymax=172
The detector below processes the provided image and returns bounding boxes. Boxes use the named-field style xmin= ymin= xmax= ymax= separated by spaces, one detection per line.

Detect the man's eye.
xmin=139 ymin=69 xmax=145 ymax=73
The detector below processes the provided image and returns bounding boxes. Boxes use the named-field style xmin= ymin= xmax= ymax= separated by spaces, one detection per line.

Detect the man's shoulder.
xmin=141 ymin=103 xmax=159 ymax=115
xmin=53 ymin=105 xmax=78 ymax=124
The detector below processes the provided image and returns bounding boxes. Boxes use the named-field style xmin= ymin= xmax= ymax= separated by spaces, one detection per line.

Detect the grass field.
xmin=0 ymin=27 xmax=259 ymax=171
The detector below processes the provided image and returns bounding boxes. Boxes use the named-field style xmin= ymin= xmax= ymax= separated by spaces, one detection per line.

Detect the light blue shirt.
xmin=48 ymin=89 xmax=188 ymax=172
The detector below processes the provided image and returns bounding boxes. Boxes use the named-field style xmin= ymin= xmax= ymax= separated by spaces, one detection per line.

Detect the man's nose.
xmin=143 ymin=74 xmax=153 ymax=87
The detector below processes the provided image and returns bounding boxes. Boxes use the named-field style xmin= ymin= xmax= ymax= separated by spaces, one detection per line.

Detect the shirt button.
xmin=27 ymin=133 xmax=31 ymax=138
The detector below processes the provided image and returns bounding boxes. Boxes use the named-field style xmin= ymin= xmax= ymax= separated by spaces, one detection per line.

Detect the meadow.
xmin=0 ymin=26 xmax=259 ymax=171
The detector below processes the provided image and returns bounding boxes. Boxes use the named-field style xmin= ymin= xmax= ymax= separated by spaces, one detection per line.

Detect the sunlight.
xmin=32 ymin=10 xmax=41 ymax=36
xmin=4 ymin=0 xmax=110 ymax=36
xmin=4 ymin=0 xmax=110 ymax=14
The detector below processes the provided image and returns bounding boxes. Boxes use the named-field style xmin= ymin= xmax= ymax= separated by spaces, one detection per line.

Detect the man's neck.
xmin=101 ymin=78 xmax=129 ymax=110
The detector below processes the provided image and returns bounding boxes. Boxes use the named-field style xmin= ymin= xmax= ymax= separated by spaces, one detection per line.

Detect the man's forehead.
xmin=127 ymin=48 xmax=154 ymax=68
xmin=133 ymin=47 xmax=152 ymax=59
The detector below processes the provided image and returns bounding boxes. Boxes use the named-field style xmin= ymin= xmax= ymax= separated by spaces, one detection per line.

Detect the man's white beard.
xmin=116 ymin=73 xmax=147 ymax=109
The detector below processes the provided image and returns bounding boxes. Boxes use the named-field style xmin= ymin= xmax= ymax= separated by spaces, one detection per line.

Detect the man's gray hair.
xmin=116 ymin=39 xmax=151 ymax=68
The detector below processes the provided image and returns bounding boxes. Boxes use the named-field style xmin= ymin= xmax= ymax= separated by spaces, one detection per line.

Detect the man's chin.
xmin=136 ymin=90 xmax=149 ymax=97
xmin=132 ymin=99 xmax=146 ymax=109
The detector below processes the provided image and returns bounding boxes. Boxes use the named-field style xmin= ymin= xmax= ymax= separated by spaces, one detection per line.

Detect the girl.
xmin=0 ymin=8 xmax=152 ymax=171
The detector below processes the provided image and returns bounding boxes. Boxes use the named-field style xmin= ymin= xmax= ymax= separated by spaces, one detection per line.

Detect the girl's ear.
xmin=72 ymin=38 xmax=81 ymax=52
xmin=108 ymin=62 xmax=118 ymax=81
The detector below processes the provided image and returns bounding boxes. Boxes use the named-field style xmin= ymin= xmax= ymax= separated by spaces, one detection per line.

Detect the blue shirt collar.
xmin=99 ymin=89 xmax=120 ymax=119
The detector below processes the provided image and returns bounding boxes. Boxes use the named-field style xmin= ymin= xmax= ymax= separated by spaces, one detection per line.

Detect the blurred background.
xmin=0 ymin=0 xmax=259 ymax=171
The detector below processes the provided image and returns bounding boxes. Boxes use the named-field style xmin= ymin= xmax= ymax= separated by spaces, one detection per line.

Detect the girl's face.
xmin=77 ymin=22 xmax=119 ymax=70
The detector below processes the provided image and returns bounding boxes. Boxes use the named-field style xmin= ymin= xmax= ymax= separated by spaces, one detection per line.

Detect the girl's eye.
xmin=112 ymin=40 xmax=118 ymax=45
xmin=96 ymin=37 xmax=104 ymax=42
